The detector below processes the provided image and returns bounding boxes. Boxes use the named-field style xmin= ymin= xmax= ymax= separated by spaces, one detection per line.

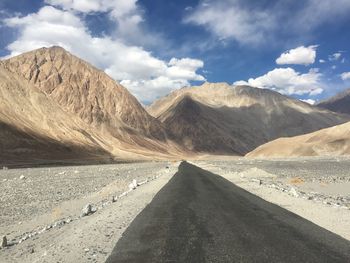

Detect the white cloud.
xmin=234 ymin=68 xmax=323 ymax=96
xmin=44 ymin=0 xmax=161 ymax=47
xmin=319 ymin=59 xmax=326 ymax=63
xmin=300 ymin=99 xmax=316 ymax=105
xmin=45 ymin=0 xmax=138 ymax=16
xmin=184 ymin=0 xmax=276 ymax=45
xmin=185 ymin=0 xmax=350 ymax=46
xmin=296 ymin=0 xmax=350 ymax=31
xmin=4 ymin=6 xmax=205 ymax=102
xmin=329 ymin=52 xmax=342 ymax=61
xmin=341 ymin=72 xmax=350 ymax=80
xmin=276 ymin=45 xmax=317 ymax=65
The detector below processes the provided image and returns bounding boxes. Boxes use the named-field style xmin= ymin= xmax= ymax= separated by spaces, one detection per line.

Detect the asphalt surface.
xmin=106 ymin=162 xmax=350 ymax=263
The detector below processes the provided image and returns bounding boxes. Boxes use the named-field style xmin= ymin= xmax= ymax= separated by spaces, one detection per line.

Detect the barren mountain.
xmin=317 ymin=88 xmax=350 ymax=114
xmin=3 ymin=46 xmax=174 ymax=155
xmin=0 ymin=64 xmax=114 ymax=166
xmin=247 ymin=121 xmax=350 ymax=157
xmin=148 ymin=82 xmax=350 ymax=155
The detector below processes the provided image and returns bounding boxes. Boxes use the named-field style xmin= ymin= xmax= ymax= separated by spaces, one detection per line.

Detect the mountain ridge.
xmin=148 ymin=82 xmax=350 ymax=155
xmin=317 ymin=88 xmax=350 ymax=115
xmin=2 ymin=46 xmax=184 ymax=158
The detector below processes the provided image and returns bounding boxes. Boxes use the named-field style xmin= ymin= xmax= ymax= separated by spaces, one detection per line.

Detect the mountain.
xmin=247 ymin=121 xmax=350 ymax=157
xmin=3 ymin=46 xmax=178 ymax=157
xmin=317 ymin=88 xmax=350 ymax=114
xmin=148 ymin=82 xmax=350 ymax=155
xmin=0 ymin=63 xmax=114 ymax=166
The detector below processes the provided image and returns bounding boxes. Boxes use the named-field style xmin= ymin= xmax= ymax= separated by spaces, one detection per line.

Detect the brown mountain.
xmin=247 ymin=121 xmax=350 ymax=157
xmin=3 ymin=46 xmax=179 ymax=157
xmin=148 ymin=82 xmax=350 ymax=155
xmin=0 ymin=63 xmax=114 ymax=166
xmin=317 ymin=88 xmax=350 ymax=114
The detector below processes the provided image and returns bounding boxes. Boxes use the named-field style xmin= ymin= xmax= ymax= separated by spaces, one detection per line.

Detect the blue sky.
xmin=1 ymin=0 xmax=350 ymax=104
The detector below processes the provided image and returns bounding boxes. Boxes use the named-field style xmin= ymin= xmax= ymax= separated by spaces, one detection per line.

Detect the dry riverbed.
xmin=0 ymin=161 xmax=178 ymax=263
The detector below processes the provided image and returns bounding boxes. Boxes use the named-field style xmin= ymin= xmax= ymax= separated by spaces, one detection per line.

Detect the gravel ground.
xmin=0 ymin=161 xmax=178 ymax=263
xmin=1 ymin=157 xmax=349 ymax=262
xmin=0 ymin=162 xmax=172 ymax=227
xmin=192 ymin=156 xmax=350 ymax=240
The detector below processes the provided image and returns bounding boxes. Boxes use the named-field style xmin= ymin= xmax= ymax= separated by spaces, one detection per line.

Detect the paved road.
xmin=106 ymin=162 xmax=350 ymax=263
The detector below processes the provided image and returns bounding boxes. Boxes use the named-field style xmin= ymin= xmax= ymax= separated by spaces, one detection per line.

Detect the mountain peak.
xmin=148 ymin=83 xmax=350 ymax=155
xmin=3 ymin=47 xmax=173 ymax=155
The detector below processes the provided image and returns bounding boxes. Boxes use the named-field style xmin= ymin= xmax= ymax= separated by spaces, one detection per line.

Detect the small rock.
xmin=84 ymin=248 xmax=90 ymax=252
xmin=2 ymin=179 xmax=7 ymax=182
xmin=19 ymin=175 xmax=26 ymax=180
xmin=81 ymin=204 xmax=96 ymax=217
xmin=111 ymin=196 xmax=117 ymax=203
xmin=30 ymin=248 xmax=35 ymax=254
xmin=1 ymin=236 xmax=7 ymax=248
xmin=290 ymin=187 xmax=299 ymax=197
xmin=128 ymin=179 xmax=137 ymax=190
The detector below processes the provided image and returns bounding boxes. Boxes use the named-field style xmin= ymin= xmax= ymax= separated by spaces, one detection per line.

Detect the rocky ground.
xmin=0 ymin=161 xmax=178 ymax=263
xmin=1 ymin=157 xmax=349 ymax=262
xmin=192 ymin=156 xmax=350 ymax=240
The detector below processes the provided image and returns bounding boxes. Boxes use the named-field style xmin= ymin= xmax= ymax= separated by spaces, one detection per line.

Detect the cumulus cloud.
xmin=276 ymin=45 xmax=317 ymax=65
xmin=185 ymin=0 xmax=350 ymax=46
xmin=319 ymin=59 xmax=326 ymax=63
xmin=234 ymin=68 xmax=323 ymax=96
xmin=4 ymin=5 xmax=205 ymax=102
xmin=300 ymin=99 xmax=316 ymax=105
xmin=341 ymin=72 xmax=350 ymax=80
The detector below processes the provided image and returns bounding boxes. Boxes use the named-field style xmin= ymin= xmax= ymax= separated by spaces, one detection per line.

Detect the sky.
xmin=1 ymin=0 xmax=350 ymax=104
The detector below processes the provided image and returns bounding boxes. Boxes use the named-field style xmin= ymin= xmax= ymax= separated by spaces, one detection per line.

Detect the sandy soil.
xmin=0 ymin=162 xmax=178 ymax=263
xmin=192 ymin=157 xmax=350 ymax=241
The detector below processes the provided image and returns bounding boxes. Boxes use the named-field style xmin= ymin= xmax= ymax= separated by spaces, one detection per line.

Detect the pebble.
xmin=290 ymin=187 xmax=299 ymax=197
xmin=1 ymin=236 xmax=7 ymax=248
xmin=81 ymin=204 xmax=96 ymax=217
xmin=19 ymin=175 xmax=26 ymax=180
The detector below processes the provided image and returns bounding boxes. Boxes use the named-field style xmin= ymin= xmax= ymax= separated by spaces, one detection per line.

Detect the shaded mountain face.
xmin=247 ymin=121 xmax=350 ymax=158
xmin=317 ymin=88 xmax=350 ymax=114
xmin=148 ymin=83 xmax=350 ymax=155
xmin=3 ymin=46 xmax=167 ymax=147
xmin=0 ymin=64 xmax=113 ymax=166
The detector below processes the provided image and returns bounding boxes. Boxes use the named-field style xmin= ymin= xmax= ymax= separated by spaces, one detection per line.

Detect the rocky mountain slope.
xmin=3 ymin=47 xmax=176 ymax=156
xmin=247 ymin=121 xmax=350 ymax=157
xmin=148 ymin=82 xmax=350 ymax=155
xmin=0 ymin=63 xmax=113 ymax=165
xmin=317 ymin=88 xmax=350 ymax=114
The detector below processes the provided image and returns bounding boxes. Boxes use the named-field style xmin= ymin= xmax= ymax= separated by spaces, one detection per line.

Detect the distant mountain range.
xmin=317 ymin=88 xmax=350 ymax=115
xmin=1 ymin=46 xmax=350 ymax=164
xmin=148 ymin=82 xmax=349 ymax=155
